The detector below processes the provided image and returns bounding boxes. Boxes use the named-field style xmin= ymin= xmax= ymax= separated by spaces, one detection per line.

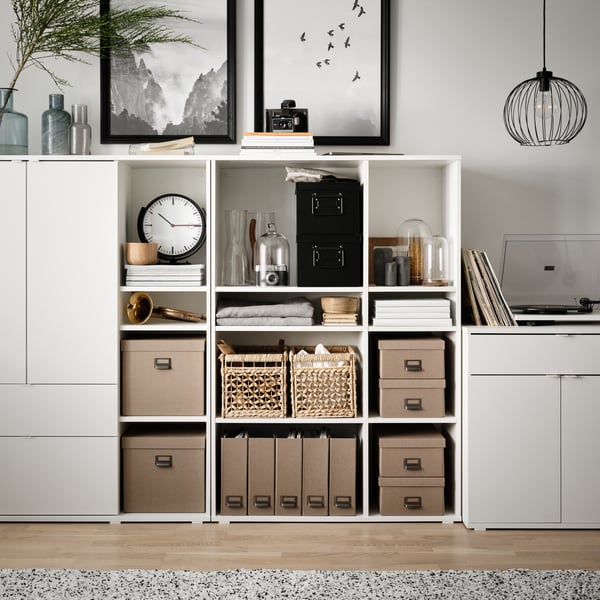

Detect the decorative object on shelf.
xmin=124 ymin=262 xmax=205 ymax=287
xmin=126 ymin=291 xmax=205 ymax=325
xmin=503 ymin=0 xmax=587 ymax=146
xmin=396 ymin=218 xmax=432 ymax=285
xmin=254 ymin=0 xmax=390 ymax=145
xmin=100 ymin=0 xmax=236 ymax=145
xmin=137 ymin=193 xmax=206 ymax=263
xmin=5 ymin=0 xmax=200 ymax=99
xmin=125 ymin=242 xmax=158 ymax=265
xmin=422 ymin=235 xmax=449 ymax=286
xmin=69 ymin=104 xmax=92 ymax=155
xmin=222 ymin=209 xmax=251 ymax=286
xmin=247 ymin=211 xmax=276 ymax=266
xmin=321 ymin=296 xmax=360 ymax=326
xmin=41 ymin=94 xmax=71 ymax=155
xmin=215 ymin=297 xmax=314 ymax=326
xmin=0 ymin=88 xmax=28 ymax=155
xmin=129 ymin=136 xmax=195 ymax=155
xmin=254 ymin=222 xmax=290 ymax=287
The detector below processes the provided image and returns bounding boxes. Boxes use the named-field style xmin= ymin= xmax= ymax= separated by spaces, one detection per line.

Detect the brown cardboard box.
xmin=329 ymin=437 xmax=357 ymax=516
xmin=378 ymin=338 xmax=444 ymax=380
xmin=379 ymin=428 xmax=446 ymax=477
xmin=275 ymin=437 xmax=302 ymax=516
xmin=220 ymin=436 xmax=248 ymax=516
xmin=122 ymin=429 xmax=205 ymax=513
xmin=302 ymin=436 xmax=329 ymax=516
xmin=121 ymin=338 xmax=205 ymax=416
xmin=248 ymin=437 xmax=275 ymax=516
xmin=378 ymin=476 xmax=445 ymax=516
xmin=378 ymin=379 xmax=445 ymax=418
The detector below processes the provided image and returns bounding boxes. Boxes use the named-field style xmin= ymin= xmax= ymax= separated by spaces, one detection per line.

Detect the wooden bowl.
xmin=321 ymin=296 xmax=360 ymax=314
xmin=125 ymin=242 xmax=158 ymax=265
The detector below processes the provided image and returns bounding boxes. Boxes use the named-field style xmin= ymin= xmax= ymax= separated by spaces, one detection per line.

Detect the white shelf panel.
xmin=368 ymin=416 xmax=458 ymax=425
xmin=216 ymin=286 xmax=366 ymax=294
xmin=120 ymin=416 xmax=208 ymax=423
xmin=215 ymin=325 xmax=363 ymax=333
xmin=121 ymin=286 xmax=207 ymax=293
xmin=369 ymin=326 xmax=457 ymax=333
xmin=120 ymin=322 xmax=207 ymax=332
xmin=368 ymin=285 xmax=457 ymax=294
xmin=216 ymin=417 xmax=366 ymax=425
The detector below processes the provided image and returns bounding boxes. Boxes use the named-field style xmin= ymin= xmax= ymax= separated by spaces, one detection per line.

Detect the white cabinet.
xmin=463 ymin=328 xmax=600 ymax=529
xmin=0 ymin=159 xmax=119 ymax=518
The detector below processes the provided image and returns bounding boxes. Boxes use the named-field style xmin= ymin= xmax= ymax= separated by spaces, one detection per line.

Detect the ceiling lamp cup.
xmin=504 ymin=68 xmax=588 ymax=146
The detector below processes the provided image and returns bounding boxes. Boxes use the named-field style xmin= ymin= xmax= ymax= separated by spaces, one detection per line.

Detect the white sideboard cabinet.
xmin=462 ymin=327 xmax=600 ymax=529
xmin=0 ymin=159 xmax=119 ymax=517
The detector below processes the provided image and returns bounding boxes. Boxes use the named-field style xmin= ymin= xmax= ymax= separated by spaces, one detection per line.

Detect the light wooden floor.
xmin=1 ymin=523 xmax=599 ymax=571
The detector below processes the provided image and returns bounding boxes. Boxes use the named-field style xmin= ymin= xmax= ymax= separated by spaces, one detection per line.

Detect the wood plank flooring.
xmin=1 ymin=523 xmax=599 ymax=571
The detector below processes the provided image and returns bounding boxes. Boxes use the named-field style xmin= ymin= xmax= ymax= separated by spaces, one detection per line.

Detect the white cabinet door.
xmin=26 ymin=161 xmax=119 ymax=384
xmin=0 ymin=436 xmax=119 ymax=515
xmin=561 ymin=376 xmax=600 ymax=524
xmin=0 ymin=161 xmax=26 ymax=384
xmin=466 ymin=375 xmax=561 ymax=525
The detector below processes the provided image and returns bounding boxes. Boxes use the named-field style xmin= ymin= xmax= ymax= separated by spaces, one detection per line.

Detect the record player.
xmin=499 ymin=234 xmax=600 ymax=322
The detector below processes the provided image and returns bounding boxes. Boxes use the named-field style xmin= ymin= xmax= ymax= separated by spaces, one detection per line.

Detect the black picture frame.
xmin=100 ymin=0 xmax=236 ymax=145
xmin=254 ymin=0 xmax=390 ymax=145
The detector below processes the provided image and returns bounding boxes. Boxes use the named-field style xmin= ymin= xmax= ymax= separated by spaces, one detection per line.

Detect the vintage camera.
xmin=255 ymin=264 xmax=289 ymax=286
xmin=265 ymin=99 xmax=309 ymax=133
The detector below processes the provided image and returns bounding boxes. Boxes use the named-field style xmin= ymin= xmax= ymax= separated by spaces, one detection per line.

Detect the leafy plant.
xmin=6 ymin=0 xmax=202 ymax=92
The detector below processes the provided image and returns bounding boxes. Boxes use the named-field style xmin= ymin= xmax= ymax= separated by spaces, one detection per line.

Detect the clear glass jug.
xmin=221 ymin=209 xmax=250 ymax=285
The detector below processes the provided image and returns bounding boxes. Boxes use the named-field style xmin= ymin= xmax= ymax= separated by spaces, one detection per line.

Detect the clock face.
xmin=137 ymin=193 xmax=206 ymax=261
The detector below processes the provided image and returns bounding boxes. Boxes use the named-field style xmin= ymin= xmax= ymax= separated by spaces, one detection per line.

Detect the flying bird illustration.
xmin=358 ymin=6 xmax=366 ymax=16
xmin=339 ymin=23 xmax=346 ymax=30
xmin=352 ymin=71 xmax=360 ymax=81
xmin=324 ymin=58 xmax=331 ymax=65
xmin=352 ymin=0 xmax=359 ymax=10
xmin=300 ymin=32 xmax=306 ymax=42
xmin=316 ymin=61 xmax=323 ymax=68
xmin=344 ymin=37 xmax=351 ymax=48
xmin=327 ymin=29 xmax=335 ymax=37
xmin=328 ymin=42 xmax=334 ymax=51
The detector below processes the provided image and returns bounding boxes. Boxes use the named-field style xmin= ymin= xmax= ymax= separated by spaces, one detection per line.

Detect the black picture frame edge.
xmin=100 ymin=0 xmax=237 ymax=145
xmin=253 ymin=0 xmax=390 ymax=146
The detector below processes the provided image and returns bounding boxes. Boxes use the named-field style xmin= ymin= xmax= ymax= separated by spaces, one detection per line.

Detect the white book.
xmin=373 ymin=312 xmax=450 ymax=319
xmin=374 ymin=305 xmax=450 ymax=313
xmin=373 ymin=299 xmax=450 ymax=308
xmin=372 ymin=317 xmax=453 ymax=327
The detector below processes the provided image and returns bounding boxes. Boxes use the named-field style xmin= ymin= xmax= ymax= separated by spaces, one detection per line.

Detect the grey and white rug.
xmin=0 ymin=568 xmax=598 ymax=599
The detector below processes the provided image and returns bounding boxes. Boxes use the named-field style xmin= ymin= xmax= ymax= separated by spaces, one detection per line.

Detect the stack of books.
xmin=240 ymin=132 xmax=315 ymax=155
xmin=125 ymin=263 xmax=205 ymax=287
xmin=371 ymin=298 xmax=452 ymax=327
xmin=322 ymin=312 xmax=358 ymax=326
xmin=461 ymin=248 xmax=517 ymax=326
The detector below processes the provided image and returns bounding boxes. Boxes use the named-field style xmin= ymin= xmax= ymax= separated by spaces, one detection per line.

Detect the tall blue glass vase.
xmin=41 ymin=93 xmax=71 ymax=155
xmin=0 ymin=88 xmax=28 ymax=155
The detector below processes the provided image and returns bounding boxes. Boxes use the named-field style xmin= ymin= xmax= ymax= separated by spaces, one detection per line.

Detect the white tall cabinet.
xmin=0 ymin=159 xmax=119 ymax=516
xmin=462 ymin=327 xmax=600 ymax=529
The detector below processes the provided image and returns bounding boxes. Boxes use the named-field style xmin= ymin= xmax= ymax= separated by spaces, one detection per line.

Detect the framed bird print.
xmin=254 ymin=0 xmax=390 ymax=145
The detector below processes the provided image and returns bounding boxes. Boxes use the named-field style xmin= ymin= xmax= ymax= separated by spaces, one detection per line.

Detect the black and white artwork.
xmin=255 ymin=0 xmax=389 ymax=145
xmin=100 ymin=0 xmax=235 ymax=144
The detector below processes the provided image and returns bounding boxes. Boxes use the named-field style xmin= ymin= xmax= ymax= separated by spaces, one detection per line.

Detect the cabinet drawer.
xmin=468 ymin=334 xmax=600 ymax=374
xmin=0 ymin=437 xmax=119 ymax=515
xmin=0 ymin=385 xmax=117 ymax=436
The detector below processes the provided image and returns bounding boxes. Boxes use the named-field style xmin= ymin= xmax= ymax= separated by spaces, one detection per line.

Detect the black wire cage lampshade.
xmin=503 ymin=0 xmax=587 ymax=146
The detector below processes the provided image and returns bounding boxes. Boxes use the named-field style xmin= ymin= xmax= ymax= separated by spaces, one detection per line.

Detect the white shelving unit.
xmin=0 ymin=154 xmax=461 ymax=524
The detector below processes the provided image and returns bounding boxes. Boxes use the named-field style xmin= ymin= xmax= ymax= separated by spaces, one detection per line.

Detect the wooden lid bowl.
xmin=321 ymin=296 xmax=360 ymax=314
xmin=126 ymin=242 xmax=158 ymax=265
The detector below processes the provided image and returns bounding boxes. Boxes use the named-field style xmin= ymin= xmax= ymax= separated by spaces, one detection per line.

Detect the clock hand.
xmin=171 ymin=223 xmax=202 ymax=227
xmin=158 ymin=213 xmax=175 ymax=227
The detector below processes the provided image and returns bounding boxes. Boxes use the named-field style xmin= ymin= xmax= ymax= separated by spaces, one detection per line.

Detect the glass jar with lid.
xmin=254 ymin=222 xmax=290 ymax=286
xmin=396 ymin=218 xmax=432 ymax=285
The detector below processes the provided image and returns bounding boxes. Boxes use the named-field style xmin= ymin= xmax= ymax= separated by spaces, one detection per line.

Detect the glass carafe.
xmin=254 ymin=222 xmax=290 ymax=286
xmin=221 ymin=209 xmax=250 ymax=285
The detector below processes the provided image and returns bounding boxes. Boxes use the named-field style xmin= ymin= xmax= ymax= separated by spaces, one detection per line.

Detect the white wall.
xmin=1 ymin=0 xmax=599 ymax=269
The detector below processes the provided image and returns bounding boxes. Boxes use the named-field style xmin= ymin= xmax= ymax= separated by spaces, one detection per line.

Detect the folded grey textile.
xmin=216 ymin=296 xmax=314 ymax=319
xmin=216 ymin=317 xmax=314 ymax=326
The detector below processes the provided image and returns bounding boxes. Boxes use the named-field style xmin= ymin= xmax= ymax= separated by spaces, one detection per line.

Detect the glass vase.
xmin=422 ymin=235 xmax=450 ymax=286
xmin=69 ymin=104 xmax=91 ymax=155
xmin=0 ymin=88 xmax=28 ymax=155
xmin=221 ymin=209 xmax=250 ymax=286
xmin=42 ymin=94 xmax=71 ymax=155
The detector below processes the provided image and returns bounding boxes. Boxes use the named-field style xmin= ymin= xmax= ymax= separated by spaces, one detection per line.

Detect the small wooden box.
xmin=378 ymin=338 xmax=445 ymax=380
xmin=379 ymin=429 xmax=446 ymax=477
xmin=378 ymin=379 xmax=445 ymax=418
xmin=378 ymin=476 xmax=445 ymax=516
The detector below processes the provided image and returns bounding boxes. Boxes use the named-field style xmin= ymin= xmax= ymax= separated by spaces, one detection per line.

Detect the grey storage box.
xmin=122 ymin=429 xmax=205 ymax=513
xmin=378 ymin=379 xmax=445 ymax=418
xmin=378 ymin=338 xmax=445 ymax=380
xmin=378 ymin=476 xmax=445 ymax=516
xmin=121 ymin=337 xmax=205 ymax=416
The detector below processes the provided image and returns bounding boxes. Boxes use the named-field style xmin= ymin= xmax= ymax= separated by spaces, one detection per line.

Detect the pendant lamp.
xmin=503 ymin=0 xmax=587 ymax=146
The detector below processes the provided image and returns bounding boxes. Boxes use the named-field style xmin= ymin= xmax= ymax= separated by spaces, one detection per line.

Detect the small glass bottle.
xmin=422 ymin=235 xmax=449 ymax=286
xmin=69 ymin=104 xmax=91 ymax=155
xmin=396 ymin=218 xmax=432 ymax=285
xmin=42 ymin=94 xmax=71 ymax=155
xmin=0 ymin=87 xmax=28 ymax=155
xmin=254 ymin=222 xmax=290 ymax=286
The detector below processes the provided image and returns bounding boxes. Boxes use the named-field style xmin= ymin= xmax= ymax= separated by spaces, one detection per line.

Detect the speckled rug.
xmin=0 ymin=568 xmax=598 ymax=599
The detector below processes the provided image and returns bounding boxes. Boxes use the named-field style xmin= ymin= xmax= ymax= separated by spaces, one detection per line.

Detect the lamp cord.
xmin=542 ymin=0 xmax=546 ymax=69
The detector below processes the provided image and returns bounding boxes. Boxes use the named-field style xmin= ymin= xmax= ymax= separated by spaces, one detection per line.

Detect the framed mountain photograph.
xmin=100 ymin=0 xmax=236 ymax=145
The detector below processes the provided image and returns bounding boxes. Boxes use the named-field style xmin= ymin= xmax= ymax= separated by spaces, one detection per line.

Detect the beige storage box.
xmin=378 ymin=476 xmax=445 ymax=516
xmin=122 ymin=429 xmax=205 ymax=513
xmin=379 ymin=379 xmax=446 ymax=418
xmin=122 ymin=337 xmax=205 ymax=416
xmin=378 ymin=338 xmax=445 ymax=380
xmin=379 ymin=428 xmax=446 ymax=477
